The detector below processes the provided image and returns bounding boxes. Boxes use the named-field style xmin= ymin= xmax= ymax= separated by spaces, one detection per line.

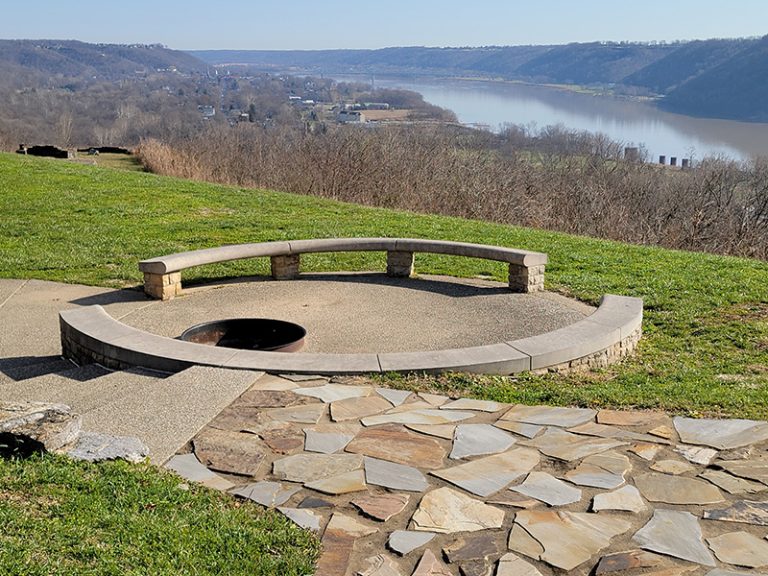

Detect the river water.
xmin=343 ymin=76 xmax=768 ymax=162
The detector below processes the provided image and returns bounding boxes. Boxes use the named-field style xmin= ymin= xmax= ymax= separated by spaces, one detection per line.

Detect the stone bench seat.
xmin=138 ymin=238 xmax=548 ymax=300
xmin=59 ymin=295 xmax=642 ymax=376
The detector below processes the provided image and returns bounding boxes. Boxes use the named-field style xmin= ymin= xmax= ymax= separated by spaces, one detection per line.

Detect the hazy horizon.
xmin=1 ymin=0 xmax=766 ymax=51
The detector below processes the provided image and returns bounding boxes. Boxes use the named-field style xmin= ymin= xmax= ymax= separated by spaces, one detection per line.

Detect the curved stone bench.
xmin=138 ymin=238 xmax=549 ymax=300
xmin=59 ymin=294 xmax=642 ymax=376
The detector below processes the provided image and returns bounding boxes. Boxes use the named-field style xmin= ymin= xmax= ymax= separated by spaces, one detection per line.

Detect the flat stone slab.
xmin=494 ymin=420 xmax=545 ymax=439
xmin=193 ymin=428 xmax=267 ymax=476
xmin=632 ymin=509 xmax=716 ymax=566
xmin=304 ymin=428 xmax=356 ymax=454
xmin=592 ymin=485 xmax=647 ymax=513
xmin=352 ymin=493 xmax=409 ymax=522
xmin=595 ymin=550 xmax=666 ymax=574
xmin=699 ymin=470 xmax=766 ymax=495
xmin=330 ymin=395 xmax=391 ymax=422
xmin=405 ymin=423 xmax=456 ymax=439
xmin=278 ymin=507 xmax=323 ymax=532
xmin=164 ymin=453 xmax=234 ymax=491
xmin=259 ymin=427 xmax=304 ymax=454
xmin=411 ymin=487 xmax=504 ymax=533
xmin=676 ymin=444 xmax=718 ymax=465
xmin=717 ymin=457 xmax=768 ymax=485
xmin=564 ymin=451 xmax=630 ymax=488
xmin=500 ymin=405 xmax=597 ymax=428
xmin=235 ymin=389 xmax=307 ymax=408
xmin=443 ymin=532 xmax=505 ymax=564
xmin=707 ymin=532 xmax=768 ymax=568
xmin=345 ymin=425 xmax=446 ymax=469
xmin=412 ymin=549 xmax=452 ymax=576
xmin=66 ymin=432 xmax=148 ymax=463
xmin=635 ymin=473 xmax=724 ymax=505
xmin=361 ymin=409 xmax=476 ymax=427
xmin=703 ymin=500 xmax=768 ymax=526
xmin=294 ymin=383 xmax=372 ymax=403
xmin=358 ymin=554 xmax=404 ymax=576
xmin=569 ymin=421 xmax=670 ymax=444
xmin=272 ymin=453 xmax=364 ymax=483
xmin=496 ymin=553 xmax=544 ymax=576
xmin=650 ymin=459 xmax=696 ymax=475
xmin=305 ymin=469 xmax=367 ymax=495
xmin=488 ymin=492 xmax=542 ymax=509
xmin=418 ymin=393 xmax=449 ymax=406
xmin=326 ymin=512 xmax=377 ymax=537
xmin=629 ymin=443 xmax=664 ymax=461
xmin=440 ymin=398 xmax=505 ymax=412
xmin=230 ymin=481 xmax=301 ymax=507
xmin=705 ymin=570 xmax=766 ymax=576
xmin=376 ymin=388 xmax=412 ymax=407
xmin=511 ymin=471 xmax=582 ymax=506
xmin=364 ymin=456 xmax=429 ymax=492
xmin=267 ymin=403 xmax=326 ymax=424
xmin=673 ymin=417 xmax=768 ymax=450
xmin=596 ymin=409 xmax=668 ymax=427
xmin=449 ymin=423 xmax=516 ymax=459
xmin=520 ymin=427 xmax=626 ymax=461
xmin=431 ymin=447 xmax=540 ymax=497
xmin=388 ymin=530 xmax=436 ymax=556
xmin=510 ymin=510 xmax=632 ymax=570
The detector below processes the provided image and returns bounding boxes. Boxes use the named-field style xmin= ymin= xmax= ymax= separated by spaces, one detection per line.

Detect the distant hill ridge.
xmin=0 ymin=39 xmax=206 ymax=80
xmin=191 ymin=37 xmax=768 ymax=122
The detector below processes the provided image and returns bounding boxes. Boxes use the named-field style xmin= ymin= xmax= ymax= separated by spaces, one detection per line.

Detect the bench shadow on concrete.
xmin=179 ymin=272 xmax=513 ymax=299
xmin=68 ymin=287 xmax=150 ymax=307
xmin=0 ymin=355 xmax=69 ymax=381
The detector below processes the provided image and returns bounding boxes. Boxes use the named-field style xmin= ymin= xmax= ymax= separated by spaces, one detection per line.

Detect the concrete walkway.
xmin=4 ymin=278 xmax=768 ymax=576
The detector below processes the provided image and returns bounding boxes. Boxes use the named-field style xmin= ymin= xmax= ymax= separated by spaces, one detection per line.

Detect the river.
xmin=338 ymin=76 xmax=768 ymax=163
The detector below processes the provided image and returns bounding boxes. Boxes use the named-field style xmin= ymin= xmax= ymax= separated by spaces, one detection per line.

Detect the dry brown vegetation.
xmin=137 ymin=122 xmax=768 ymax=260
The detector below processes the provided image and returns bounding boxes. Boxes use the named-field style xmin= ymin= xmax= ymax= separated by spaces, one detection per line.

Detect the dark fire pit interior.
xmin=180 ymin=318 xmax=306 ymax=352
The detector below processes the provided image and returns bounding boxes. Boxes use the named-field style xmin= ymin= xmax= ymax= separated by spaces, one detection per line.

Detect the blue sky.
xmin=1 ymin=0 xmax=765 ymax=50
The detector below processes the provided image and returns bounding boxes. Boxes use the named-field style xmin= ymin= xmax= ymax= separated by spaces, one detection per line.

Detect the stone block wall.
xmin=533 ymin=326 xmax=642 ymax=374
xmin=509 ymin=264 xmax=545 ymax=293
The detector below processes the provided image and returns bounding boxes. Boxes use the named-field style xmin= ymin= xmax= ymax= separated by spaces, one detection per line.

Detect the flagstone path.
xmin=165 ymin=373 xmax=768 ymax=576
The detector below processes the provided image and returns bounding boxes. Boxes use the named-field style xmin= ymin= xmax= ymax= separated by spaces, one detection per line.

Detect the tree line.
xmin=137 ymin=121 xmax=768 ymax=260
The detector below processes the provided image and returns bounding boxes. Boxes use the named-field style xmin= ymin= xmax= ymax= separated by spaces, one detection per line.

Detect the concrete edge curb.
xmin=59 ymin=295 xmax=642 ymax=376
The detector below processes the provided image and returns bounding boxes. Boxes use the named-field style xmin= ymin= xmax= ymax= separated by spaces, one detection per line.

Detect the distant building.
xmin=337 ymin=110 xmax=366 ymax=124
xmin=363 ymin=102 xmax=390 ymax=110
xmin=198 ymin=105 xmax=216 ymax=119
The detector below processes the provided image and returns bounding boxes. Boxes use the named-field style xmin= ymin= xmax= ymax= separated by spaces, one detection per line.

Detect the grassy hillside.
xmin=1 ymin=152 xmax=767 ymax=418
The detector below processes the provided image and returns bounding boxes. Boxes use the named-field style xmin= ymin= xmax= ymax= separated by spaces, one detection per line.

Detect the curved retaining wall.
xmin=60 ymin=294 xmax=642 ymax=376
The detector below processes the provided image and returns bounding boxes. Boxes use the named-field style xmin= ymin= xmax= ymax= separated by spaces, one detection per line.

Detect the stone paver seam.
xmin=113 ymin=299 xmax=161 ymax=321
xmin=0 ymin=279 xmax=28 ymax=310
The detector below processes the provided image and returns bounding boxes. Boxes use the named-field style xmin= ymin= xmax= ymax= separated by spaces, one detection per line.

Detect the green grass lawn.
xmin=1 ymin=151 xmax=767 ymax=574
xmin=0 ymin=454 xmax=318 ymax=576
xmin=1 ymin=151 xmax=767 ymax=418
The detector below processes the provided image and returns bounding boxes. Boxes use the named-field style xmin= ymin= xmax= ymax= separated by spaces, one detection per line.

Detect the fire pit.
xmin=180 ymin=319 xmax=305 ymax=352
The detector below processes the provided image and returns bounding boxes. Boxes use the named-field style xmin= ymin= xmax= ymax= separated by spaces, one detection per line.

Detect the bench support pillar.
xmin=143 ymin=272 xmax=182 ymax=301
xmin=271 ymin=254 xmax=300 ymax=280
xmin=509 ymin=264 xmax=545 ymax=293
xmin=386 ymin=251 xmax=414 ymax=277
